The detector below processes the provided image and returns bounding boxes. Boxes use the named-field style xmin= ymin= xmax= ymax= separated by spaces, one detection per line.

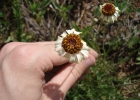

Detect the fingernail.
xmin=85 ymin=58 xmax=94 ymax=67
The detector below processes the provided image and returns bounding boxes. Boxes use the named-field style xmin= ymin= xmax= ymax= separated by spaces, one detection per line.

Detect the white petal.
xmin=66 ymin=29 xmax=74 ymax=34
xmin=113 ymin=16 xmax=117 ymax=21
xmin=107 ymin=16 xmax=110 ymax=23
xmin=61 ymin=32 xmax=67 ymax=37
xmin=107 ymin=16 xmax=114 ymax=23
xmin=56 ymin=36 xmax=63 ymax=43
xmin=102 ymin=3 xmax=106 ymax=6
xmin=104 ymin=16 xmax=108 ymax=22
xmin=63 ymin=53 xmax=70 ymax=59
xmin=55 ymin=44 xmax=62 ymax=51
xmin=115 ymin=11 xmax=120 ymax=16
xmin=82 ymin=46 xmax=89 ymax=51
xmin=57 ymin=48 xmax=65 ymax=56
xmin=72 ymin=28 xmax=81 ymax=35
xmin=114 ymin=12 xmax=119 ymax=17
xmin=111 ymin=16 xmax=115 ymax=23
xmin=115 ymin=7 xmax=120 ymax=12
xmin=55 ymin=42 xmax=61 ymax=47
xmin=82 ymin=41 xmax=89 ymax=49
xmin=99 ymin=5 xmax=103 ymax=12
xmin=66 ymin=28 xmax=81 ymax=35
xmin=73 ymin=30 xmax=81 ymax=35
xmin=76 ymin=53 xmax=84 ymax=63
xmin=80 ymin=49 xmax=89 ymax=58
xmin=71 ymin=28 xmax=76 ymax=31
xmin=69 ymin=54 xmax=76 ymax=63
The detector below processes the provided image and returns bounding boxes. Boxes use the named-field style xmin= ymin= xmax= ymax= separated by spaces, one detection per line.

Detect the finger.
xmin=44 ymin=54 xmax=96 ymax=94
xmin=30 ymin=41 xmax=69 ymax=66
xmin=4 ymin=42 xmax=68 ymax=66
xmin=33 ymin=41 xmax=98 ymax=65
xmin=89 ymin=47 xmax=98 ymax=58
xmin=1 ymin=42 xmax=97 ymax=66
xmin=79 ymin=67 xmax=90 ymax=80
xmin=71 ymin=67 xmax=90 ymax=88
xmin=26 ymin=42 xmax=69 ymax=66
xmin=0 ymin=42 xmax=25 ymax=58
xmin=42 ymin=44 xmax=69 ymax=66
xmin=0 ymin=41 xmax=55 ymax=56
xmin=41 ymin=42 xmax=98 ymax=66
xmin=45 ymin=63 xmax=69 ymax=82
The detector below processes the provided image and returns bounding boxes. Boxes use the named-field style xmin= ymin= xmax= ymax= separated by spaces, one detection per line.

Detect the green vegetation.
xmin=0 ymin=0 xmax=140 ymax=99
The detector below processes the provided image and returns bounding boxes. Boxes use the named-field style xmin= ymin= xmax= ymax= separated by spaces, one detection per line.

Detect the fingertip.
xmin=89 ymin=48 xmax=98 ymax=58
xmin=85 ymin=51 xmax=97 ymax=67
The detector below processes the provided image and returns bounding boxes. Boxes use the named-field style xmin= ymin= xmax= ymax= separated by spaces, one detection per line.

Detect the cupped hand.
xmin=0 ymin=42 xmax=98 ymax=100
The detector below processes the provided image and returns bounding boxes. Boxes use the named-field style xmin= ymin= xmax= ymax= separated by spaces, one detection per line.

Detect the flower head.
xmin=100 ymin=3 xmax=120 ymax=23
xmin=55 ymin=28 xmax=90 ymax=63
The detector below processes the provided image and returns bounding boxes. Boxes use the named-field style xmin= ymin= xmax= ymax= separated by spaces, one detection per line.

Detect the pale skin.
xmin=0 ymin=42 xmax=98 ymax=100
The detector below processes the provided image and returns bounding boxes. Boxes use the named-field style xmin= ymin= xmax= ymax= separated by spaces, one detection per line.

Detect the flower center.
xmin=102 ymin=3 xmax=115 ymax=16
xmin=62 ymin=34 xmax=83 ymax=54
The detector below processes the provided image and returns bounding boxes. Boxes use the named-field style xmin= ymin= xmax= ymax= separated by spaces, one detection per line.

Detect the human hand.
xmin=0 ymin=42 xmax=98 ymax=100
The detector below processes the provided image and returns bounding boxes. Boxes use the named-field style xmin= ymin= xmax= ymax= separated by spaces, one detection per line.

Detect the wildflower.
xmin=100 ymin=3 xmax=120 ymax=23
xmin=55 ymin=29 xmax=90 ymax=63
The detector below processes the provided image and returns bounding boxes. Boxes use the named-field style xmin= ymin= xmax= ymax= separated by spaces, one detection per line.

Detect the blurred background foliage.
xmin=0 ymin=0 xmax=140 ymax=100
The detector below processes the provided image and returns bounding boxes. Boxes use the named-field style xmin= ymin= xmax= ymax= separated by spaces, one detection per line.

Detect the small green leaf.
xmin=127 ymin=36 xmax=139 ymax=48
xmin=67 ymin=5 xmax=73 ymax=11
xmin=42 ymin=0 xmax=51 ymax=8
xmin=5 ymin=36 xmax=12 ymax=43
xmin=0 ymin=12 xmax=5 ymax=17
xmin=53 ymin=2 xmax=61 ymax=10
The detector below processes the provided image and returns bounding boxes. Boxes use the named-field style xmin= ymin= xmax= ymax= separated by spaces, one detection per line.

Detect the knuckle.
xmin=1 ymin=42 xmax=18 ymax=54
xmin=11 ymin=45 xmax=35 ymax=59
xmin=4 ymin=45 xmax=37 ymax=70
